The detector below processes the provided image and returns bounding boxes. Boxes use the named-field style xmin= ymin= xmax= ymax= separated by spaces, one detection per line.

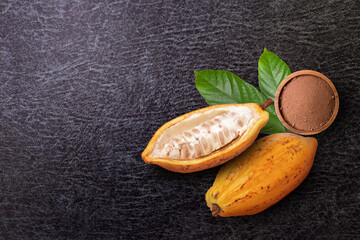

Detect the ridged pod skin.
xmin=142 ymin=103 xmax=269 ymax=173
xmin=206 ymin=133 xmax=318 ymax=216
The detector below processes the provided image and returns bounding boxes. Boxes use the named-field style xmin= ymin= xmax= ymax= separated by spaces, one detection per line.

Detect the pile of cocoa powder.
xmin=279 ymin=75 xmax=335 ymax=131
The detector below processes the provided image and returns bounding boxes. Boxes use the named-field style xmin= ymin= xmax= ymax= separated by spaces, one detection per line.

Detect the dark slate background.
xmin=0 ymin=0 xmax=359 ymax=239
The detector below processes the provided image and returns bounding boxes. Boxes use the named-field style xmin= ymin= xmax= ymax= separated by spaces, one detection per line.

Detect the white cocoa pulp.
xmin=150 ymin=106 xmax=254 ymax=159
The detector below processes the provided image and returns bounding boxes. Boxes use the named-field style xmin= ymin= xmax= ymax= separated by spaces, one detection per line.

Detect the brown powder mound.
xmin=279 ymin=75 xmax=335 ymax=131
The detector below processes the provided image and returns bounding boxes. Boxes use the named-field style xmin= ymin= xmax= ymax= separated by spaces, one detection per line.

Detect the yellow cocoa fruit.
xmin=206 ymin=133 xmax=318 ymax=216
xmin=142 ymin=101 xmax=271 ymax=173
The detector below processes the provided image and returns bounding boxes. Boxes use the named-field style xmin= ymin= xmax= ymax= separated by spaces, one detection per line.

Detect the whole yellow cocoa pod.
xmin=205 ymin=133 xmax=318 ymax=217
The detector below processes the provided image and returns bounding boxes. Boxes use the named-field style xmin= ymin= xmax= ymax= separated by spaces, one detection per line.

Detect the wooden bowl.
xmin=275 ymin=70 xmax=339 ymax=135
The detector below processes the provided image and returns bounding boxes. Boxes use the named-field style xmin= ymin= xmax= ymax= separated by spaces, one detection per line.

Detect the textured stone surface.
xmin=0 ymin=0 xmax=359 ymax=239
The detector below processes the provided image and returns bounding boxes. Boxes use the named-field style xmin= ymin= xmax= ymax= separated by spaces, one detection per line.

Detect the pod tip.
xmin=211 ymin=204 xmax=221 ymax=217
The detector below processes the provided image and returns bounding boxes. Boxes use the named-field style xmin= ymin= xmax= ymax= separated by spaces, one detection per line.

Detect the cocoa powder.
xmin=279 ymin=75 xmax=335 ymax=131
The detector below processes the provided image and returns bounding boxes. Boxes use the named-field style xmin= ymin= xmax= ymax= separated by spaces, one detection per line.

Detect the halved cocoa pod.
xmin=142 ymin=101 xmax=271 ymax=173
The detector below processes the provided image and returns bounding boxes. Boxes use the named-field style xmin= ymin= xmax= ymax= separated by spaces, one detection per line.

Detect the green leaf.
xmin=261 ymin=105 xmax=287 ymax=134
xmin=195 ymin=70 xmax=285 ymax=134
xmin=258 ymin=48 xmax=291 ymax=99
